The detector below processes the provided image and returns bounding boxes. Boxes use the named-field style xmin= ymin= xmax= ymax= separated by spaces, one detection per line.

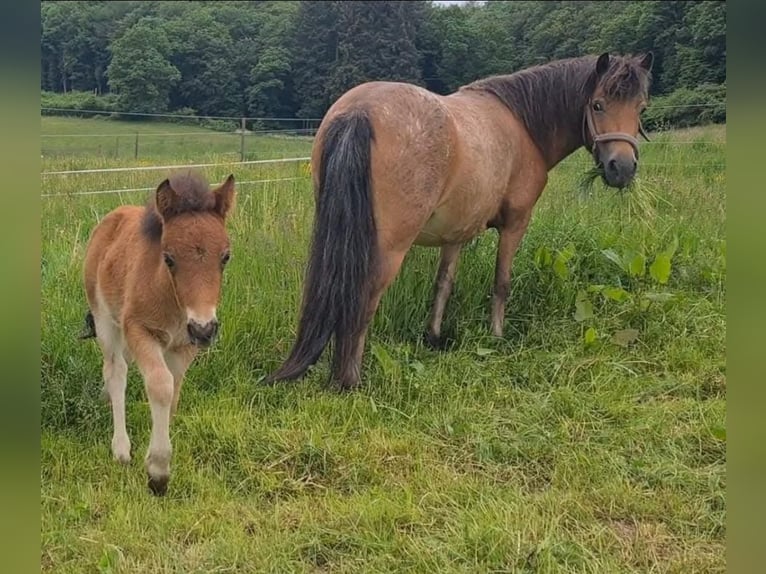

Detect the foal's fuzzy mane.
xmin=141 ymin=169 xmax=217 ymax=242
xmin=462 ymin=54 xmax=651 ymax=160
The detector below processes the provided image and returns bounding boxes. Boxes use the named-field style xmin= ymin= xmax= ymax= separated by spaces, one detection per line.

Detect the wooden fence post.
xmin=240 ymin=117 xmax=246 ymax=162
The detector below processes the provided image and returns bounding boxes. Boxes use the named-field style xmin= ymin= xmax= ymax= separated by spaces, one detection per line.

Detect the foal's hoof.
xmin=147 ymin=474 xmax=169 ymax=496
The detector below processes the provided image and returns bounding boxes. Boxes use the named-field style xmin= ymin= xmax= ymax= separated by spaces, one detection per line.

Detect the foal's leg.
xmin=425 ymin=243 xmax=462 ymax=349
xmin=95 ymin=318 xmax=131 ymax=463
xmin=335 ymin=249 xmax=408 ymax=390
xmin=165 ymin=345 xmax=197 ymax=417
xmin=490 ymin=214 xmax=532 ymax=337
xmin=125 ymin=322 xmax=174 ymax=495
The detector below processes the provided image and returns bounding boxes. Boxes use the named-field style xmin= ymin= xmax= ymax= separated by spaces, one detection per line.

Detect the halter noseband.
xmin=582 ymin=102 xmax=650 ymax=163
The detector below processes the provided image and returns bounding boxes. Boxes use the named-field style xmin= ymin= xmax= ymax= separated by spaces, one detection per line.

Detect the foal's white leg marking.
xmin=144 ymin=360 xmax=174 ymax=491
xmin=125 ymin=320 xmax=175 ymax=494
xmin=94 ymin=311 xmax=131 ymax=464
xmin=106 ymin=354 xmax=130 ymax=463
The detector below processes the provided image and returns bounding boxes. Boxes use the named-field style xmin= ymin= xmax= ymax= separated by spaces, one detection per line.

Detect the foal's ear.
xmin=596 ymin=53 xmax=610 ymax=77
xmin=155 ymin=178 xmax=178 ymax=219
xmin=638 ymin=51 xmax=654 ymax=72
xmin=213 ymin=174 xmax=236 ymax=218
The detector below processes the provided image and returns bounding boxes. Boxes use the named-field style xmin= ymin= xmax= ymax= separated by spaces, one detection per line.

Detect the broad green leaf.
xmin=574 ymin=290 xmax=594 ymax=322
xmin=584 ymin=327 xmax=597 ymax=345
xmin=663 ymin=235 xmax=679 ymax=259
xmin=552 ymin=254 xmax=569 ymax=281
xmin=628 ymin=253 xmax=646 ymax=278
xmin=587 ymin=284 xmax=605 ymax=293
xmin=602 ymin=286 xmax=631 ymax=302
xmin=612 ymin=328 xmax=639 ymax=347
xmin=649 ymin=253 xmax=672 ymax=284
xmin=601 ymin=249 xmax=626 ymax=272
xmin=534 ymin=245 xmax=552 ymax=268
xmin=371 ymin=342 xmax=398 ymax=377
xmin=560 ymin=242 xmax=576 ymax=262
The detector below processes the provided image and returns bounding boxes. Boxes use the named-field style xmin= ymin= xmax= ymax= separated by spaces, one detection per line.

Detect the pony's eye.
xmin=592 ymin=102 xmax=604 ymax=112
xmin=221 ymin=251 xmax=231 ymax=266
xmin=163 ymin=252 xmax=175 ymax=269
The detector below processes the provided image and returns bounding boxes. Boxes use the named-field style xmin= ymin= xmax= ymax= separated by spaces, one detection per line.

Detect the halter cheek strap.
xmin=583 ymin=103 xmax=650 ymax=162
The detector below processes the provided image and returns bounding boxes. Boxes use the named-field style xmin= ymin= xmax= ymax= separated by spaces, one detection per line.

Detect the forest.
xmin=41 ymin=1 xmax=726 ymax=129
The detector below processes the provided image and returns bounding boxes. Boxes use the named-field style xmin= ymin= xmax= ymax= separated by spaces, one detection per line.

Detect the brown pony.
xmin=266 ymin=52 xmax=653 ymax=390
xmin=82 ymin=170 xmax=236 ymax=495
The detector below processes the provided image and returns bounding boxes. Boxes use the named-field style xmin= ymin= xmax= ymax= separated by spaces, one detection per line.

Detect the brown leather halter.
xmin=582 ymin=102 xmax=650 ymax=163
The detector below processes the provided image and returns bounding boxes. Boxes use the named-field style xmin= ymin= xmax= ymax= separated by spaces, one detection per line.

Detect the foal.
xmin=82 ymin=170 xmax=236 ymax=495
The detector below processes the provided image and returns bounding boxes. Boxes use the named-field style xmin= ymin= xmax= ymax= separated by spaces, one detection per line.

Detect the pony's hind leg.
xmin=94 ymin=314 xmax=131 ymax=463
xmin=425 ymin=243 xmax=462 ymax=349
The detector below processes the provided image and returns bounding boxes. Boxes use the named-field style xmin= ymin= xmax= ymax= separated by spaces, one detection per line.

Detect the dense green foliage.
xmin=41 ymin=1 xmax=725 ymax=126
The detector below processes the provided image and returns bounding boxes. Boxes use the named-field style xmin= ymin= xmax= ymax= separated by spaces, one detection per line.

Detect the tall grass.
xmin=41 ymin=121 xmax=725 ymax=573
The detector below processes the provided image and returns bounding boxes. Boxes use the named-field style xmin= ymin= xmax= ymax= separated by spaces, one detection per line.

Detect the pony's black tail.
xmin=80 ymin=310 xmax=96 ymax=339
xmin=265 ymin=109 xmax=376 ymax=384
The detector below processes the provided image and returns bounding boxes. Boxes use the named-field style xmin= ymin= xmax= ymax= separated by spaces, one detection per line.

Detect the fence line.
xmin=41 ymin=177 xmax=309 ymax=198
xmin=41 ymin=156 xmax=310 ymax=176
xmin=41 ymin=128 xmax=318 ymax=139
xmin=41 ymin=107 xmax=323 ymax=122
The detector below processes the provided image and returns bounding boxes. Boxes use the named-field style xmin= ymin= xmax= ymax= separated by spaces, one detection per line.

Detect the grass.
xmin=41 ymin=118 xmax=726 ymax=573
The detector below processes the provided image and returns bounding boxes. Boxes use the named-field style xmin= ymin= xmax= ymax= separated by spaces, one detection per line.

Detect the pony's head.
xmin=584 ymin=52 xmax=653 ymax=188
xmin=150 ymin=171 xmax=236 ymax=347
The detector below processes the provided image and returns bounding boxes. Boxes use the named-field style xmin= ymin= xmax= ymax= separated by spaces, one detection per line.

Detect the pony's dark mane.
xmin=462 ymin=55 xmax=651 ymax=163
xmin=141 ymin=169 xmax=217 ymax=242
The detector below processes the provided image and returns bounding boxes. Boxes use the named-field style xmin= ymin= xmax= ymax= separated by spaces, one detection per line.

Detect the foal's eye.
xmin=592 ymin=101 xmax=604 ymax=112
xmin=163 ymin=252 xmax=175 ymax=270
xmin=221 ymin=251 xmax=231 ymax=267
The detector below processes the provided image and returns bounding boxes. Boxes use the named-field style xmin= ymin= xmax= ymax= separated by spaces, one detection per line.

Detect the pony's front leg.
xmin=490 ymin=214 xmax=532 ymax=337
xmin=126 ymin=322 xmax=174 ymax=496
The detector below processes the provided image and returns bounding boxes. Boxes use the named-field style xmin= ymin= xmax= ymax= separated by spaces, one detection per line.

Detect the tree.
xmin=164 ymin=7 xmax=241 ymax=117
xmin=328 ymin=1 xmax=425 ymax=105
xmin=290 ymin=1 xmax=342 ymax=118
xmin=106 ymin=17 xmax=181 ymax=113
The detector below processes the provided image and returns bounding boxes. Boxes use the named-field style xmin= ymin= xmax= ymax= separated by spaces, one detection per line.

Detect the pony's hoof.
xmin=147 ymin=474 xmax=169 ymax=496
xmin=423 ymin=331 xmax=450 ymax=351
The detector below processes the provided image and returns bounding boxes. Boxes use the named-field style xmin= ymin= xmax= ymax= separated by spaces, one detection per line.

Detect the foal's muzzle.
xmin=187 ymin=319 xmax=219 ymax=347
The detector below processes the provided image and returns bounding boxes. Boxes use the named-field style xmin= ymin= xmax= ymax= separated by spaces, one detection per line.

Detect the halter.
xmin=582 ymin=102 xmax=650 ymax=163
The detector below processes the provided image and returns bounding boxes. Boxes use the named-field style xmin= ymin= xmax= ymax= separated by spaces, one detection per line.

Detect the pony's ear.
xmin=639 ymin=51 xmax=654 ymax=72
xmin=155 ymin=178 xmax=177 ymax=219
xmin=213 ymin=174 xmax=236 ymax=218
xmin=596 ymin=52 xmax=610 ymax=77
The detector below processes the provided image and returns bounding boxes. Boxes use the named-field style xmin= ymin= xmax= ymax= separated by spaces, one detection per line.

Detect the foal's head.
xmin=146 ymin=171 xmax=236 ymax=347
xmin=584 ymin=52 xmax=653 ymax=189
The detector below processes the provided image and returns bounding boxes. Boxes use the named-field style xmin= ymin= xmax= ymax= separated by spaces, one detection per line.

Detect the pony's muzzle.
xmin=604 ymin=154 xmax=637 ymax=189
xmin=187 ymin=319 xmax=219 ymax=347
